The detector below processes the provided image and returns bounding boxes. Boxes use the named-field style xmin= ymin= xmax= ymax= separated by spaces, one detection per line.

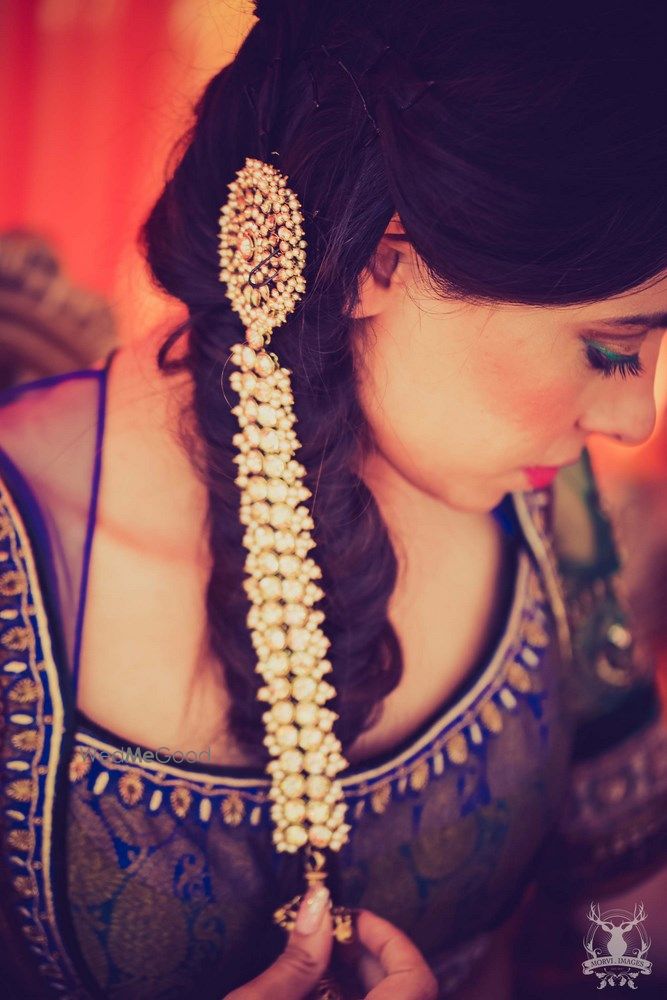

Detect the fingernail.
xmin=295 ymin=885 xmax=330 ymax=935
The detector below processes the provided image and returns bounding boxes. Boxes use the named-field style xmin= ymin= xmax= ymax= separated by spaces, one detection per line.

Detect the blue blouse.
xmin=0 ymin=350 xmax=664 ymax=999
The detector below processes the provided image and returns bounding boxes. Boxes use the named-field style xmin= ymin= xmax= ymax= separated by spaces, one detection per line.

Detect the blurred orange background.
xmin=0 ymin=0 xmax=255 ymax=339
xmin=1 ymin=0 xmax=665 ymax=681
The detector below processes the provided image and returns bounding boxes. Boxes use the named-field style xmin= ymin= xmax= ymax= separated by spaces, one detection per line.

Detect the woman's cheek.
xmin=479 ymin=362 xmax=577 ymax=434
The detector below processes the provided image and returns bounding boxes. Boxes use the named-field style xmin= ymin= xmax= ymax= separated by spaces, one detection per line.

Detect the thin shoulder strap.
xmin=70 ymin=347 xmax=118 ymax=695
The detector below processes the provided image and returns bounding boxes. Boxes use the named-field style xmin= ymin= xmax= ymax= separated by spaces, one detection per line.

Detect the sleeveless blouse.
xmin=0 ymin=349 xmax=664 ymax=999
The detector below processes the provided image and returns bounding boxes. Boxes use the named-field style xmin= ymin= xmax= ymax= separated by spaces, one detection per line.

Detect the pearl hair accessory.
xmin=218 ymin=157 xmax=354 ymax=951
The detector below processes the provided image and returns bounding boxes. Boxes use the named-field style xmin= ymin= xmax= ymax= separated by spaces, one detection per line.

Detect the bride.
xmin=1 ymin=1 xmax=666 ymax=997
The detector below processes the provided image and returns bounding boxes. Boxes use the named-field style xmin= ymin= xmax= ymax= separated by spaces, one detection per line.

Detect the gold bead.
xmin=284 ymin=604 xmax=308 ymax=627
xmin=295 ymin=701 xmax=318 ymax=726
xmin=241 ymin=346 xmax=257 ymax=368
xmin=285 ymin=825 xmax=308 ymax=848
xmin=309 ymin=824 xmax=332 ymax=848
xmin=266 ymin=627 xmax=287 ymax=650
xmin=264 ymin=455 xmax=286 ymax=477
xmin=248 ymin=476 xmax=269 ymax=501
xmin=257 ymin=404 xmax=279 ymax=427
xmin=255 ymin=352 xmax=275 ymax=377
xmin=280 ymin=749 xmax=304 ymax=773
xmin=282 ymin=579 xmax=304 ymax=602
xmin=281 ymin=774 xmax=305 ymax=797
xmin=266 ymin=651 xmax=290 ymax=676
xmin=298 ymin=727 xmax=323 ymax=751
xmin=306 ymin=800 xmax=330 ymax=824
xmin=288 ymin=627 xmax=311 ymax=652
xmin=305 ymin=774 xmax=331 ymax=800
xmin=303 ymin=751 xmax=326 ymax=775
xmin=272 ymin=701 xmax=295 ymax=725
xmin=267 ymin=479 xmax=289 ymax=503
xmin=276 ymin=725 xmax=299 ymax=748
xmin=292 ymin=676 xmax=317 ymax=701
xmin=284 ymin=799 xmax=307 ymax=823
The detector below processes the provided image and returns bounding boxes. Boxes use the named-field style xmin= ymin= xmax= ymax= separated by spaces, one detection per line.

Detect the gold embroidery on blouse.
xmin=7 ymin=828 xmax=34 ymax=852
xmin=0 ymin=569 xmax=25 ymax=596
xmin=69 ymin=753 xmax=91 ymax=782
xmin=7 ymin=779 xmax=32 ymax=801
xmin=445 ymin=732 xmax=469 ymax=765
xmin=170 ymin=786 xmax=192 ymax=818
xmin=11 ymin=729 xmax=39 ymax=751
xmin=7 ymin=677 xmax=38 ymax=702
xmin=0 ymin=477 xmax=88 ymax=998
xmin=1 ymin=625 xmax=31 ymax=651
xmin=118 ymin=772 xmax=144 ymax=806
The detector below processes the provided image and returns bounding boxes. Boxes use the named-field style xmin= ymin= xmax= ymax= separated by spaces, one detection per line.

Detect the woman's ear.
xmin=350 ymin=215 xmax=408 ymax=320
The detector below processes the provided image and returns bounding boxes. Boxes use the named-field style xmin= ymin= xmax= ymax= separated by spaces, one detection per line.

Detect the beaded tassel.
xmin=218 ymin=158 xmax=353 ymax=950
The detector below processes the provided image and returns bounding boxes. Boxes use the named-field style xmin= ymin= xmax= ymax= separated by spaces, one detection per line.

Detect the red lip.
xmin=522 ymin=467 xmax=560 ymax=489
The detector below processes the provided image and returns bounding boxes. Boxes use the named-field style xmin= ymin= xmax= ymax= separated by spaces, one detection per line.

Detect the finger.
xmin=354 ymin=910 xmax=438 ymax=1000
xmin=365 ymin=967 xmax=438 ymax=1000
xmin=354 ymin=909 xmax=427 ymax=972
xmin=225 ymin=887 xmax=334 ymax=1000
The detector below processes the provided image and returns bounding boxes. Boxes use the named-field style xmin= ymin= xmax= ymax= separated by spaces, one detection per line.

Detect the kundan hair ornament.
xmin=218 ymin=157 xmax=355 ymax=962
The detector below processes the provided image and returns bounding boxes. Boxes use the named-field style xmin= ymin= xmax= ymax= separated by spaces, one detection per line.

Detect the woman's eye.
xmin=584 ymin=341 xmax=645 ymax=380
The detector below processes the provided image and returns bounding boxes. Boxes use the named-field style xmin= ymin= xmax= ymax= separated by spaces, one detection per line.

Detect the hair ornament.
xmin=218 ymin=157 xmax=355 ymax=966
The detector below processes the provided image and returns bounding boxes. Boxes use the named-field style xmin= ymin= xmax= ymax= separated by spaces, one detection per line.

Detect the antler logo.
xmin=583 ymin=902 xmax=652 ymax=989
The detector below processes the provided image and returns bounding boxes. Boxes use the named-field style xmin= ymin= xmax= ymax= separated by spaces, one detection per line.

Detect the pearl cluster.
xmin=219 ymin=159 xmax=351 ymax=855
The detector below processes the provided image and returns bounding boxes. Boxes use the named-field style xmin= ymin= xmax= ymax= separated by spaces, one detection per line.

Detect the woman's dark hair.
xmin=141 ymin=0 xmax=667 ymax=761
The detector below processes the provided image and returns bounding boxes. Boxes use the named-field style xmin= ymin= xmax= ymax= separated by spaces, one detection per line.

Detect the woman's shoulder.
xmin=0 ymin=354 xmax=113 ymax=487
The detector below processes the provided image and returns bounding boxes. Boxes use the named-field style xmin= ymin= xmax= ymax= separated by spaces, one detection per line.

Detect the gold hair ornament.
xmin=218 ymin=157 xmax=354 ymax=959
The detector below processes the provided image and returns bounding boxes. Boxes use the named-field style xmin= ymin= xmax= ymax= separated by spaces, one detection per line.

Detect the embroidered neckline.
xmin=66 ymin=538 xmax=554 ymax=831
xmin=0 ymin=478 xmax=90 ymax=997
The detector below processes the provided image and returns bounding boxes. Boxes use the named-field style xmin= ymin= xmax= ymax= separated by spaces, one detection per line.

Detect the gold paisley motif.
xmin=409 ymin=759 xmax=430 ymax=793
xmin=506 ymin=661 xmax=532 ymax=693
xmin=444 ymin=732 xmax=468 ymax=765
xmin=0 ymin=570 xmax=25 ymax=596
xmin=170 ymin=786 xmax=192 ymax=819
xmin=479 ymin=700 xmax=503 ymax=734
xmin=7 ymin=828 xmax=33 ymax=852
xmin=7 ymin=778 xmax=32 ymax=801
xmin=1 ymin=626 xmax=31 ymax=651
xmin=118 ymin=772 xmax=144 ymax=807
xmin=221 ymin=791 xmax=245 ymax=825
xmin=0 ymin=569 xmax=26 ymax=597
xmin=522 ymin=619 xmax=549 ymax=647
xmin=8 ymin=677 xmax=39 ymax=702
xmin=0 ymin=513 xmax=10 ymax=540
xmin=12 ymin=875 xmax=36 ymax=898
xmin=11 ymin=729 xmax=39 ymax=751
xmin=69 ymin=754 xmax=91 ymax=782
xmin=370 ymin=783 xmax=391 ymax=814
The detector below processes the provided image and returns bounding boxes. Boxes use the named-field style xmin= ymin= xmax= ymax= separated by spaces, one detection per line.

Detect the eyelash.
xmin=584 ymin=341 xmax=645 ymax=380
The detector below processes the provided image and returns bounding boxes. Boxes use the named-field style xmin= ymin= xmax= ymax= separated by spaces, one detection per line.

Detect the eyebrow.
xmin=593 ymin=311 xmax=667 ymax=330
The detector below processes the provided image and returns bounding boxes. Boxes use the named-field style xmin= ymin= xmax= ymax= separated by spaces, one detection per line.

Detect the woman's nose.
xmin=577 ymin=381 xmax=657 ymax=446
